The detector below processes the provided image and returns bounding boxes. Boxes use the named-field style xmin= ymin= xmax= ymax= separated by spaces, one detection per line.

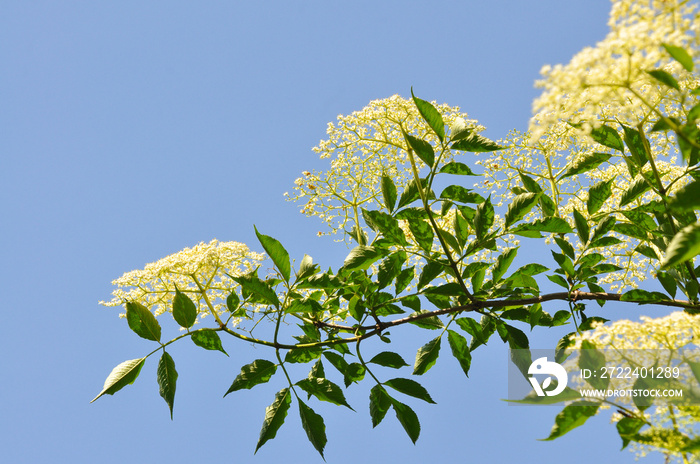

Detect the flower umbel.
xmin=100 ymin=240 xmax=264 ymax=322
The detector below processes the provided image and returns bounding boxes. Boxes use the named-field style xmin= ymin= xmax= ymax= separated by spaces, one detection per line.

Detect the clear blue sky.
xmin=2 ymin=1 xmax=666 ymax=463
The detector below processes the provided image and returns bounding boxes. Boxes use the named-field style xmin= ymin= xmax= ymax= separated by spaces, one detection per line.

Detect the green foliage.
xmin=97 ymin=78 xmax=700 ymax=461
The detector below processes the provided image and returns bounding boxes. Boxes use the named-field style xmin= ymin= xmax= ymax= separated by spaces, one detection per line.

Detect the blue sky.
xmin=2 ymin=1 xmax=668 ymax=463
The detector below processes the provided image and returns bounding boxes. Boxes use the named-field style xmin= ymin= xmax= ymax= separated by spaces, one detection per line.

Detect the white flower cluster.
xmin=286 ymin=95 xmax=482 ymax=240
xmin=100 ymin=240 xmax=264 ymax=322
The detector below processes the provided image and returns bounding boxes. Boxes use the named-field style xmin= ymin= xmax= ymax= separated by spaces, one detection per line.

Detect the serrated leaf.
xmin=408 ymin=219 xmax=434 ymax=252
xmin=511 ymin=217 xmax=573 ymax=236
xmin=440 ymin=185 xmax=484 ymax=204
xmin=491 ymin=247 xmax=518 ymax=282
xmin=573 ymin=208 xmax=589 ymax=244
xmin=369 ymin=351 xmax=410 ymax=369
xmin=647 ymin=69 xmax=680 ymax=90
xmin=91 ymin=357 xmax=146 ymax=403
xmin=255 ymin=226 xmax=291 ymax=282
xmin=411 ymin=89 xmax=445 ymax=142
xmin=404 ymin=132 xmax=435 ymax=167
xmin=413 ymin=336 xmax=441 ymax=375
xmin=233 ymin=272 xmax=280 ymax=307
xmin=559 ymin=152 xmax=612 ymax=180
xmin=541 ymin=401 xmax=600 ymax=441
xmin=157 ymin=351 xmax=178 ymax=419
xmin=587 ymin=179 xmax=614 ymax=215
xmin=670 ymin=180 xmax=700 ymax=211
xmin=656 ymin=270 xmax=677 ymax=298
xmin=621 ymin=124 xmax=649 ymax=168
xmin=369 ymin=385 xmax=392 ymax=427
xmin=505 ymin=193 xmax=540 ymax=228
xmin=343 ymin=363 xmax=366 ymax=387
xmin=616 ymin=417 xmax=646 ymax=449
xmin=172 ymin=287 xmax=197 ymax=329
xmin=362 ymin=209 xmax=407 ymax=245
xmin=474 ymin=196 xmax=494 ymax=240
xmin=298 ymin=400 xmax=327 ymax=459
xmin=447 ymin=329 xmax=471 ymax=378
xmin=619 ymin=289 xmax=669 ymax=303
xmin=663 ymin=43 xmax=694 ymax=72
xmin=408 ymin=310 xmax=444 ymax=330
xmin=579 ymin=340 xmax=608 ymax=390
xmin=391 ymin=399 xmax=421 ymax=444
xmin=225 ymin=359 xmax=277 ymax=395
xmin=417 ymin=260 xmax=444 ymax=290
xmin=661 ymin=223 xmax=700 ymax=269
xmin=191 ymin=330 xmax=228 ymax=356
xmin=438 ymin=161 xmax=476 ymax=175
xmin=381 ymin=174 xmax=398 ymax=212
xmin=226 ymin=290 xmax=240 ymax=313
xmin=384 ymin=378 xmax=435 ymax=403
xmin=456 ymin=317 xmax=486 ymax=346
xmin=590 ymin=125 xmax=624 ymax=152
xmin=255 ymin=388 xmax=291 ymax=453
xmin=451 ymin=133 xmax=503 ymax=152
xmin=342 ymin=245 xmax=383 ymax=271
xmin=126 ymin=301 xmax=161 ymax=342
xmin=296 ymin=377 xmax=353 ymax=410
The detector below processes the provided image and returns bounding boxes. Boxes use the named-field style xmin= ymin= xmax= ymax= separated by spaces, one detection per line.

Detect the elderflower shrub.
xmin=475 ymin=0 xmax=699 ymax=290
xmin=100 ymin=239 xmax=265 ymax=322
xmin=286 ymin=95 xmax=483 ymax=241
xmin=564 ymin=311 xmax=700 ymax=462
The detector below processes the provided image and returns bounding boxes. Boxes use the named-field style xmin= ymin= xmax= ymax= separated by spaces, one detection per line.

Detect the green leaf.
xmin=369 ymin=351 xmax=410 ymax=369
xmin=408 ymin=310 xmax=444 ymax=330
xmin=663 ymin=43 xmax=694 ymax=72
xmin=404 ymin=132 xmax=435 ymax=167
xmin=572 ymin=208 xmax=589 ymax=244
xmin=541 ymin=401 xmax=600 ymax=441
xmin=384 ymin=378 xmax=435 ymax=404
xmin=451 ymin=133 xmax=503 ymax=152
xmin=322 ymin=351 xmax=349 ymax=376
xmin=91 ymin=358 xmax=146 ymax=403
xmin=559 ymin=152 xmax=612 ymax=180
xmin=621 ymin=124 xmax=648 ymax=168
xmin=589 ymin=124 xmax=624 ymax=152
xmin=519 ymin=173 xmax=542 ymax=192
xmin=191 ymin=330 xmax=228 ymax=356
xmin=456 ymin=317 xmax=486 ymax=346
xmin=126 ymin=301 xmax=161 ymax=342
xmin=381 ymin=174 xmax=398 ymax=212
xmin=225 ymin=359 xmax=277 ymax=395
xmin=447 ymin=329 xmax=471 ymax=378
xmin=233 ymin=271 xmax=280 ymax=307
xmin=438 ymin=161 xmax=476 ymax=175
xmin=172 ymin=288 xmax=197 ymax=329
xmin=362 ymin=209 xmax=407 ymax=245
xmin=157 ymin=351 xmax=178 ymax=419
xmin=411 ymin=89 xmax=445 ymax=142
xmin=343 ymin=363 xmax=366 ymax=387
xmin=342 ymin=245 xmax=383 ymax=271
xmin=689 ymin=102 xmax=700 ymax=123
xmin=505 ymin=193 xmax=540 ymax=228
xmin=440 ymin=185 xmax=484 ymax=204
xmin=647 ymin=69 xmax=680 ymax=90
xmin=369 ymin=385 xmax=392 ymax=427
xmin=491 ymin=247 xmax=518 ymax=282
xmin=298 ymin=400 xmax=327 ymax=459
xmin=413 ymin=336 xmax=441 ymax=375
xmin=226 ymin=290 xmax=240 ymax=313
xmin=661 ymin=223 xmax=700 ymax=269
xmin=616 ymin=417 xmax=646 ymax=449
xmin=579 ymin=340 xmax=608 ymax=390
xmin=254 ymin=226 xmax=291 ymax=282
xmin=656 ymin=270 xmax=677 ymax=298
xmin=391 ymin=399 xmax=421 ymax=444
xmin=255 ymin=388 xmax=291 ymax=453
xmin=619 ymin=289 xmax=669 ymax=303
xmin=408 ymin=219 xmax=434 ymax=252
xmin=670 ymin=180 xmax=700 ymax=211
xmin=296 ymin=377 xmax=353 ymax=410
xmin=474 ymin=196 xmax=494 ymax=240
xmin=511 ymin=217 xmax=573 ymax=236
xmin=587 ymin=179 xmax=614 ymax=215
xmin=417 ymin=260 xmax=444 ymax=290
